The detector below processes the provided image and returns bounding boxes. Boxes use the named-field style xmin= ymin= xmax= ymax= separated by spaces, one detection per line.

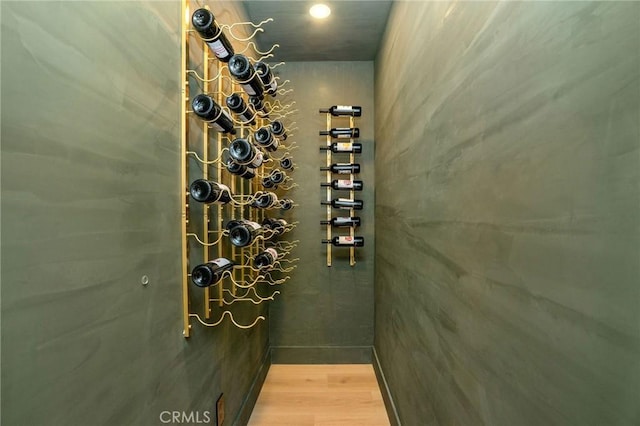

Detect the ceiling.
xmin=241 ymin=1 xmax=394 ymax=62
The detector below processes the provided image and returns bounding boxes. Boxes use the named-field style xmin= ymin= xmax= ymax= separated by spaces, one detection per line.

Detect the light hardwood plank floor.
xmin=248 ymin=364 xmax=390 ymax=426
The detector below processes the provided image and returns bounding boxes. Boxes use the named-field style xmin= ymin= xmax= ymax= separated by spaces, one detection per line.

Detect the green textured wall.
xmin=1 ymin=2 xmax=268 ymax=425
xmin=269 ymin=61 xmax=375 ymax=363
xmin=374 ymin=1 xmax=640 ymax=425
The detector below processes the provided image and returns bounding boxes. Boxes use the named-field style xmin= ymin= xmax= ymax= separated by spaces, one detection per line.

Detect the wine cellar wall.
xmin=181 ymin=0 xmax=298 ymax=337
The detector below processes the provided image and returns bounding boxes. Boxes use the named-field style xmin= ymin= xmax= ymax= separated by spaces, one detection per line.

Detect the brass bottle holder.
xmin=181 ymin=0 xmax=298 ymax=336
xmin=320 ymin=114 xmax=360 ymax=267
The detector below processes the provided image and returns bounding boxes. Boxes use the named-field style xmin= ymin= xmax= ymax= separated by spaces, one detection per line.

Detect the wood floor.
xmin=248 ymin=364 xmax=390 ymax=426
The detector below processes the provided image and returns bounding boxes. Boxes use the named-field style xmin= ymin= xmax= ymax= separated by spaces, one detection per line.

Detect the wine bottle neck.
xmin=320 ymin=221 xmax=330 ymax=225
xmin=320 ymin=183 xmax=330 ymax=187
xmin=320 ymin=201 xmax=330 ymax=205
xmin=319 ymin=108 xmax=330 ymax=113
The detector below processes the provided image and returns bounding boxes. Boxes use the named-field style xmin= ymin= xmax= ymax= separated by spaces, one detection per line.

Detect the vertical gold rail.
xmin=349 ymin=115 xmax=355 ymax=266
xmin=181 ymin=0 xmax=191 ymax=337
xmin=216 ymin=58 xmax=224 ymax=308
xmin=326 ymin=113 xmax=332 ymax=267
xmin=230 ymin=182 xmax=237 ymax=296
xmin=247 ymin=114 xmax=258 ymax=281
xmin=203 ymin=35 xmax=211 ymax=318
xmin=238 ymin=86 xmax=245 ymax=294
xmin=230 ymin=156 xmax=237 ymax=299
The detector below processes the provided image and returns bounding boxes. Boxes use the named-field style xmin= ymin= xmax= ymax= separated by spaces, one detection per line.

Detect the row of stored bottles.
xmin=191 ymin=218 xmax=291 ymax=287
xmin=320 ymin=105 xmax=365 ymax=262
xmin=181 ymin=3 xmax=297 ymax=334
xmin=189 ymin=179 xmax=294 ymax=209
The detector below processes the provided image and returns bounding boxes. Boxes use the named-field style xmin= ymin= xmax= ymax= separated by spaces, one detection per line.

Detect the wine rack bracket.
xmin=319 ymin=108 xmax=362 ymax=266
xmin=181 ymin=0 xmax=298 ymax=337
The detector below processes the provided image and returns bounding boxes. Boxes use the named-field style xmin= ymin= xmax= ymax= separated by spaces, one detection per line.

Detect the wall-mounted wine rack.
xmin=181 ymin=0 xmax=298 ymax=337
xmin=320 ymin=106 xmax=364 ymax=267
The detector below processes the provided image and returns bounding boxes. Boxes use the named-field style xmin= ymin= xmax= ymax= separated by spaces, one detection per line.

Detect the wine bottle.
xmin=321 ymin=179 xmax=363 ymax=191
xmin=320 ymin=216 xmax=361 ymax=228
xmin=254 ymin=126 xmax=279 ymax=152
xmin=191 ymin=9 xmax=234 ymax=62
xmin=280 ymin=199 xmax=294 ymax=210
xmin=229 ymin=138 xmax=264 ymax=168
xmin=191 ymin=258 xmax=234 ymax=287
xmin=226 ymin=93 xmax=256 ymax=125
xmin=254 ymin=62 xmax=278 ymax=96
xmin=254 ymin=248 xmax=278 ymax=269
xmin=262 ymin=217 xmax=288 ymax=234
xmin=270 ymin=121 xmax=287 ymax=140
xmin=280 ymin=157 xmax=294 ymax=171
xmin=192 ymin=94 xmax=236 ymax=134
xmin=252 ymin=191 xmax=279 ymax=209
xmin=320 ymin=163 xmax=360 ymax=174
xmin=321 ymin=198 xmax=363 ymax=210
xmin=225 ymin=219 xmax=241 ymax=231
xmin=262 ymin=176 xmax=275 ymax=189
xmin=319 ymin=142 xmax=362 ymax=153
xmin=319 ymin=105 xmax=362 ymax=117
xmin=319 ymin=128 xmax=360 ymax=139
xmin=321 ymin=236 xmax=364 ymax=247
xmin=249 ymin=96 xmax=269 ymax=117
xmin=228 ymin=54 xmax=265 ymax=99
xmin=227 ymin=219 xmax=262 ymax=247
xmin=268 ymin=169 xmax=286 ymax=184
xmin=189 ymin=179 xmax=232 ymax=204
xmin=226 ymin=158 xmax=256 ymax=179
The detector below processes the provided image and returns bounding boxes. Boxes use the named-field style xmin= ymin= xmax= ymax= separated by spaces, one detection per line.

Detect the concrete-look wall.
xmin=1 ymin=2 xmax=268 ymax=425
xmin=269 ymin=62 xmax=375 ymax=363
xmin=374 ymin=2 xmax=639 ymax=425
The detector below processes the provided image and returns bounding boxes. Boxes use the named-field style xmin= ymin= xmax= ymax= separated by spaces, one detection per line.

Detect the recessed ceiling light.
xmin=309 ymin=4 xmax=331 ymax=19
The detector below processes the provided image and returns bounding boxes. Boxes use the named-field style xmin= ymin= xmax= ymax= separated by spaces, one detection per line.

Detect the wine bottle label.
xmin=265 ymin=248 xmax=278 ymax=260
xmin=245 ymin=221 xmax=261 ymax=231
xmin=337 ymin=198 xmax=353 ymax=209
xmin=209 ymin=258 xmax=232 ymax=268
xmin=337 ymin=179 xmax=354 ymax=189
xmin=251 ymin=151 xmax=264 ymax=168
xmin=335 ymin=106 xmax=353 ymax=113
xmin=337 ymin=169 xmax=351 ymax=174
xmin=337 ymin=236 xmax=354 ymax=245
xmin=333 ymin=217 xmax=351 ymax=225
xmin=336 ymin=143 xmax=352 ymax=152
xmin=242 ymin=83 xmax=257 ymax=96
xmin=207 ymin=39 xmax=231 ymax=59
xmin=336 ymin=134 xmax=351 ymax=139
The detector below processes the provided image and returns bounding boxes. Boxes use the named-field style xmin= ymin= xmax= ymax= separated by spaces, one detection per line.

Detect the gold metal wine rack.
xmin=322 ymin=114 xmax=359 ymax=267
xmin=181 ymin=0 xmax=298 ymax=337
